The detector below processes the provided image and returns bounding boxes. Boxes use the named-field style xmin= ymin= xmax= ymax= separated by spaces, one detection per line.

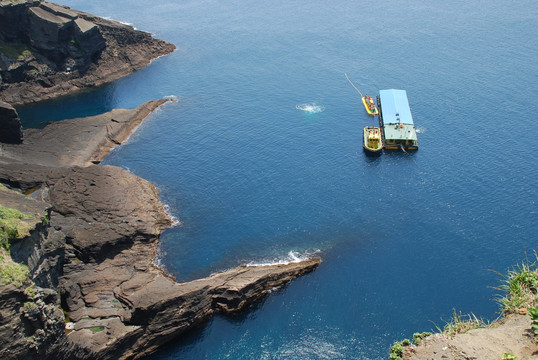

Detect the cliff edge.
xmin=0 ymin=3 xmax=321 ymax=358
xmin=0 ymin=101 xmax=321 ymax=360
xmin=0 ymin=0 xmax=176 ymax=105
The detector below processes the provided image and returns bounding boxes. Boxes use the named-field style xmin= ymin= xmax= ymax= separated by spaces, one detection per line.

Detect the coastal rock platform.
xmin=0 ymin=2 xmax=321 ymax=359
xmin=0 ymin=100 xmax=321 ymax=359
xmin=0 ymin=0 xmax=176 ymax=106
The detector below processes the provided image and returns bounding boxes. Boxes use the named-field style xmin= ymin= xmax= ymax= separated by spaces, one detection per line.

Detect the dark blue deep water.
xmin=18 ymin=1 xmax=537 ymax=358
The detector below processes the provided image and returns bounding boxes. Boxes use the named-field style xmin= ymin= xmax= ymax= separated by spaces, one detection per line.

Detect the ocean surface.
xmin=18 ymin=0 xmax=537 ymax=358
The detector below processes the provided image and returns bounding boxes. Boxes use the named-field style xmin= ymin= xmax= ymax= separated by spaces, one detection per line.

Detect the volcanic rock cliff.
xmin=0 ymin=0 xmax=176 ymax=105
xmin=0 ymin=100 xmax=321 ymax=360
xmin=0 ymin=2 xmax=321 ymax=359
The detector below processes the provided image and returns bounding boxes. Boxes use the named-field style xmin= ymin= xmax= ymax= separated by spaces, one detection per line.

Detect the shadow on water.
xmin=143 ymin=305 xmax=269 ymax=360
xmin=16 ymin=83 xmax=117 ymax=129
xmin=143 ymin=320 xmax=212 ymax=360
xmin=362 ymin=150 xmax=382 ymax=163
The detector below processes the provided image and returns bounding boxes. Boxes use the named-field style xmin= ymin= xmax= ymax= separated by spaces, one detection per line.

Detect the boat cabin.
xmin=377 ymin=89 xmax=418 ymax=150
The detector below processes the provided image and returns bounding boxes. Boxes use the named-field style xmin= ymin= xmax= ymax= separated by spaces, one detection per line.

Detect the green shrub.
xmin=501 ymin=353 xmax=518 ymax=360
xmin=0 ymin=251 xmax=29 ymax=286
xmin=496 ymin=255 xmax=538 ymax=313
xmin=412 ymin=331 xmax=432 ymax=345
xmin=90 ymin=326 xmax=104 ymax=333
xmin=388 ymin=340 xmax=408 ymax=360
xmin=0 ymin=41 xmax=30 ymax=59
xmin=441 ymin=310 xmax=488 ymax=338
xmin=23 ymin=301 xmax=37 ymax=312
xmin=0 ymin=205 xmax=34 ymax=250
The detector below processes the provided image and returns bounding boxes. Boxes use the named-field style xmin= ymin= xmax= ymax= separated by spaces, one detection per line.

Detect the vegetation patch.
xmin=0 ymin=205 xmax=34 ymax=250
xmin=0 ymin=205 xmax=34 ymax=286
xmin=530 ymin=305 xmax=538 ymax=342
xmin=388 ymin=339 xmax=407 ymax=360
xmin=23 ymin=301 xmax=37 ymax=312
xmin=412 ymin=331 xmax=432 ymax=345
xmin=495 ymin=256 xmax=538 ymax=313
xmin=90 ymin=326 xmax=104 ymax=333
xmin=388 ymin=255 xmax=538 ymax=357
xmin=438 ymin=310 xmax=490 ymax=338
xmin=0 ymin=41 xmax=31 ymax=60
xmin=0 ymin=249 xmax=29 ymax=286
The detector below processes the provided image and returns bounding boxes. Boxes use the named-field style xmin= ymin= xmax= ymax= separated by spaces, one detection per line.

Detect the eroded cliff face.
xmin=0 ymin=4 xmax=321 ymax=358
xmin=0 ymin=101 xmax=321 ymax=360
xmin=0 ymin=0 xmax=176 ymax=105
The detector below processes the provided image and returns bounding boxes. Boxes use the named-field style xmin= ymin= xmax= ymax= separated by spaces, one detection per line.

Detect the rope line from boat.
xmin=344 ymin=73 xmax=363 ymax=98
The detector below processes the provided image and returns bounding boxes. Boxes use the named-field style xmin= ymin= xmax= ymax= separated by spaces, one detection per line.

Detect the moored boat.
xmin=362 ymin=95 xmax=379 ymax=116
xmin=363 ymin=126 xmax=383 ymax=153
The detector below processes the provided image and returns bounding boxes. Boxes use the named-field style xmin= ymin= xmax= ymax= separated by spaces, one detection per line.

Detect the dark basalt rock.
xmin=0 ymin=100 xmax=22 ymax=144
xmin=0 ymin=0 xmax=175 ymax=105
xmin=0 ymin=2 xmax=320 ymax=359
xmin=0 ymin=98 xmax=322 ymax=359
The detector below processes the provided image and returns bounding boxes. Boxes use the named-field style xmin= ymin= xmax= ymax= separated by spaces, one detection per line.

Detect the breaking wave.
xmin=416 ymin=127 xmax=426 ymax=133
xmin=245 ymin=250 xmax=321 ymax=267
xmin=296 ymin=103 xmax=325 ymax=113
xmin=163 ymin=204 xmax=182 ymax=227
xmin=164 ymin=94 xmax=178 ymax=101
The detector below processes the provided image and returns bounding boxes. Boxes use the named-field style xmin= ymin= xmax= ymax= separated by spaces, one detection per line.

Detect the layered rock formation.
xmin=0 ymin=101 xmax=321 ymax=359
xmin=0 ymin=2 xmax=320 ymax=358
xmin=0 ymin=0 xmax=176 ymax=105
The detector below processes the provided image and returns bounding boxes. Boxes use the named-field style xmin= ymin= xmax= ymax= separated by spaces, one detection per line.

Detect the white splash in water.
xmin=163 ymin=204 xmax=182 ymax=227
xmin=246 ymin=250 xmax=320 ymax=267
xmin=416 ymin=127 xmax=426 ymax=133
xmin=164 ymin=94 xmax=179 ymax=101
xmin=296 ymin=103 xmax=325 ymax=113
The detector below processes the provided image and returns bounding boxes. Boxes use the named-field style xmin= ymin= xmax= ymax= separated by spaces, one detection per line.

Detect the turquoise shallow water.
xmin=18 ymin=0 xmax=538 ymax=358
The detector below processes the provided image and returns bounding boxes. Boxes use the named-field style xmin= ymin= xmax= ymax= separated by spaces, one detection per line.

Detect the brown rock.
xmin=0 ymin=99 xmax=170 ymax=167
xmin=0 ymin=96 xmax=322 ymax=360
xmin=402 ymin=314 xmax=538 ymax=360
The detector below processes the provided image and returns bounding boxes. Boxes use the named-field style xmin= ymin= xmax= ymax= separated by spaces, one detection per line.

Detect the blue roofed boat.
xmin=377 ymin=89 xmax=418 ymax=151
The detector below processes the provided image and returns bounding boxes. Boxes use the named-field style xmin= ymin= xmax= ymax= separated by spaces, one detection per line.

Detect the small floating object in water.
xmin=296 ymin=103 xmax=325 ymax=113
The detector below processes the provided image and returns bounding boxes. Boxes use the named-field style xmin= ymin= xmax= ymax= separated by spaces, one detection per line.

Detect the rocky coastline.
xmin=0 ymin=2 xmax=321 ymax=359
xmin=0 ymin=0 xmax=176 ymax=106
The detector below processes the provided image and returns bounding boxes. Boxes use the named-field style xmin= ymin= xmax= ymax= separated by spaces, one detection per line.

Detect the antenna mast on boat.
xmin=344 ymin=73 xmax=364 ymax=98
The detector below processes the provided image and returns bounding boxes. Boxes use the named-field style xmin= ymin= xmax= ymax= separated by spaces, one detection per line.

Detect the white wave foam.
xmin=246 ymin=250 xmax=320 ymax=267
xmin=416 ymin=127 xmax=426 ymax=133
xmin=296 ymin=103 xmax=325 ymax=113
xmin=152 ymin=242 xmax=168 ymax=272
xmin=164 ymin=94 xmax=179 ymax=102
xmin=163 ymin=204 xmax=182 ymax=227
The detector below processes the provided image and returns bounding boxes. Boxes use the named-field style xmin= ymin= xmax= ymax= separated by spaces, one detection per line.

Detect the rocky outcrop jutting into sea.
xmin=0 ymin=0 xmax=176 ymax=105
xmin=0 ymin=100 xmax=321 ymax=359
xmin=0 ymin=3 xmax=320 ymax=359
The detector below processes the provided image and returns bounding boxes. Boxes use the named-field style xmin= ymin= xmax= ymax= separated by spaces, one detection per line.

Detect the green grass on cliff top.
xmin=389 ymin=254 xmax=538 ymax=359
xmin=495 ymin=254 xmax=538 ymax=313
xmin=0 ymin=204 xmax=32 ymax=286
xmin=0 ymin=204 xmax=33 ymax=250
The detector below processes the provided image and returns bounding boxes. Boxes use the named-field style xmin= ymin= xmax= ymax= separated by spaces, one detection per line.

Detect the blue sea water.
xmin=17 ymin=0 xmax=537 ymax=358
